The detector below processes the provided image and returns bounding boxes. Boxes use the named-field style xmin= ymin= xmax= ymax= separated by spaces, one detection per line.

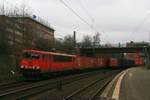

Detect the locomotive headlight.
xmin=36 ymin=66 xmax=40 ymax=69
xmin=20 ymin=65 xmax=24 ymax=68
xmin=33 ymin=66 xmax=35 ymax=69
xmin=25 ymin=65 xmax=28 ymax=68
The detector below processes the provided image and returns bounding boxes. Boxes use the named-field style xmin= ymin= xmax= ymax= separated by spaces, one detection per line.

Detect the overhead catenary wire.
xmin=78 ymin=0 xmax=95 ymax=23
xmin=77 ymin=0 xmax=105 ymax=35
xmin=59 ymin=0 xmax=97 ymax=33
xmin=59 ymin=0 xmax=108 ymax=44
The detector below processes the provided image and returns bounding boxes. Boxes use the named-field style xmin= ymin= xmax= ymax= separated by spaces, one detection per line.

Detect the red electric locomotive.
xmin=20 ymin=50 xmax=76 ymax=76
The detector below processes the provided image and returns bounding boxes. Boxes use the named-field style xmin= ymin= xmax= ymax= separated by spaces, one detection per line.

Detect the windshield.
xmin=23 ymin=52 xmax=40 ymax=60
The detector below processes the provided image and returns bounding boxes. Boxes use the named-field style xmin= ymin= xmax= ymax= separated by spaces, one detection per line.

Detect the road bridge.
xmin=79 ymin=46 xmax=150 ymax=55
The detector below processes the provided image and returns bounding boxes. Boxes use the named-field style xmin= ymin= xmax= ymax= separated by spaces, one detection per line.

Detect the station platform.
xmin=101 ymin=67 xmax=150 ymax=100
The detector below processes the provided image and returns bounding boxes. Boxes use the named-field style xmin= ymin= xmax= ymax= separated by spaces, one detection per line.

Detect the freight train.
xmin=19 ymin=50 xmax=144 ymax=77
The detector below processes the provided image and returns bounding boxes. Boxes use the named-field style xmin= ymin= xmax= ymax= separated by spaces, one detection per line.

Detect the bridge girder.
xmin=80 ymin=47 xmax=150 ymax=55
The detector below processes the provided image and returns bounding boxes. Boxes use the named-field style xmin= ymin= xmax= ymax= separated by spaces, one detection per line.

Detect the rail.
xmin=0 ymin=70 xmax=108 ymax=99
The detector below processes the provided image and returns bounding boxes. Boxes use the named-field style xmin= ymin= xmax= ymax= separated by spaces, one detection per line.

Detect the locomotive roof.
xmin=23 ymin=49 xmax=76 ymax=57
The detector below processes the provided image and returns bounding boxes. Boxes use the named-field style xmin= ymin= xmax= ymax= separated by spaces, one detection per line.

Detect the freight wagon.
xmin=118 ymin=59 xmax=135 ymax=69
xmin=134 ymin=58 xmax=144 ymax=66
xmin=109 ymin=58 xmax=119 ymax=68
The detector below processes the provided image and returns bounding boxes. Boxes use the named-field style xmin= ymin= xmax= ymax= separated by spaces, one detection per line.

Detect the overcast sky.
xmin=1 ymin=0 xmax=150 ymax=44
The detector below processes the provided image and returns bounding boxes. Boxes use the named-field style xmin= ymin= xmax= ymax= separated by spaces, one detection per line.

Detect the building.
xmin=126 ymin=41 xmax=149 ymax=47
xmin=0 ymin=15 xmax=55 ymax=53
xmin=125 ymin=41 xmax=149 ymax=59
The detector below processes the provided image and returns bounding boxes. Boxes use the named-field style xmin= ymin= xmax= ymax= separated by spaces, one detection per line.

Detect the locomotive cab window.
xmin=34 ymin=53 xmax=40 ymax=59
xmin=43 ymin=54 xmax=47 ymax=59
xmin=53 ymin=55 xmax=73 ymax=62
xmin=23 ymin=52 xmax=40 ymax=59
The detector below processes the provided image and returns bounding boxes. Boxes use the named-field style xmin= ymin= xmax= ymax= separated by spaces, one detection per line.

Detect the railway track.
xmin=0 ymin=70 xmax=111 ymax=99
xmin=27 ymin=70 xmax=119 ymax=100
xmin=0 ymin=81 xmax=29 ymax=92
xmin=63 ymin=73 xmax=116 ymax=100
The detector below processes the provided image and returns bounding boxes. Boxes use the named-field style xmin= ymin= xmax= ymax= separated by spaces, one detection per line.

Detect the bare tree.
xmin=93 ymin=32 xmax=101 ymax=47
xmin=61 ymin=35 xmax=74 ymax=53
xmin=81 ymin=35 xmax=93 ymax=48
xmin=35 ymin=36 xmax=52 ymax=51
xmin=54 ymin=38 xmax=63 ymax=50
xmin=53 ymin=35 xmax=75 ymax=53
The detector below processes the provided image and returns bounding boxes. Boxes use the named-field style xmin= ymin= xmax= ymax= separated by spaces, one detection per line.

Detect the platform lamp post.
xmin=143 ymin=46 xmax=150 ymax=69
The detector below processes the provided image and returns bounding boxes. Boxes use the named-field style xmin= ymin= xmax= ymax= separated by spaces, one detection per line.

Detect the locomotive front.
xmin=20 ymin=50 xmax=41 ymax=77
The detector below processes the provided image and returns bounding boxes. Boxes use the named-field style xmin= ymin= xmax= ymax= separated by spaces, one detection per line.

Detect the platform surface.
xmin=119 ymin=67 xmax=150 ymax=100
xmin=102 ymin=67 xmax=150 ymax=100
